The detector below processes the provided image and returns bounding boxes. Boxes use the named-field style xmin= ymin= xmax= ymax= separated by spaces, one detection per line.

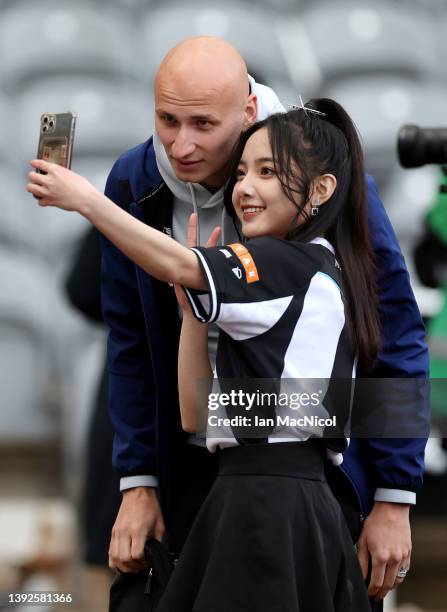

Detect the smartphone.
xmin=36 ymin=111 xmax=77 ymax=171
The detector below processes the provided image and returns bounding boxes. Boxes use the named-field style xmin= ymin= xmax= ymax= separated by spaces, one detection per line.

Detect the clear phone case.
xmin=36 ymin=111 xmax=77 ymax=169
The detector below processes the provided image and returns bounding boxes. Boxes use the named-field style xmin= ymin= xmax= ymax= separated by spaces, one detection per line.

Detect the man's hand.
xmin=357 ymin=501 xmax=411 ymax=602
xmin=109 ymin=487 xmax=165 ymax=574
xmin=173 ymin=212 xmax=221 ymax=308
xmin=186 ymin=212 xmax=221 ymax=249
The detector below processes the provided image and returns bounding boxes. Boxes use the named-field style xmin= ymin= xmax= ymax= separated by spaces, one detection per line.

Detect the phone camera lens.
xmin=42 ymin=125 xmax=48 ymax=132
xmin=43 ymin=116 xmax=49 ymax=124
xmin=49 ymin=120 xmax=54 ymax=127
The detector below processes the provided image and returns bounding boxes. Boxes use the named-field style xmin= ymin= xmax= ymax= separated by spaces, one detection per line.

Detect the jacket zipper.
xmin=144 ymin=567 xmax=153 ymax=595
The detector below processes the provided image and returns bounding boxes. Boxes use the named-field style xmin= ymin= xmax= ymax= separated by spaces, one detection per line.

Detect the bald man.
xmin=104 ymin=36 xmax=280 ymax=571
xmin=102 ymin=37 xmax=428 ymax=609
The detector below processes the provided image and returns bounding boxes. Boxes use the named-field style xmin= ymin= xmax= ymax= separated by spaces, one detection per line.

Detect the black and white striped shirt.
xmin=184 ymin=236 xmax=356 ymax=460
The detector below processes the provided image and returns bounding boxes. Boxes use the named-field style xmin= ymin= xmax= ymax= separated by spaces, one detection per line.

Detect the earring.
xmin=311 ymin=196 xmax=320 ymax=216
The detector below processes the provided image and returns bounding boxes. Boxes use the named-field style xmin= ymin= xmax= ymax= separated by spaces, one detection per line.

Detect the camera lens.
xmin=42 ymin=125 xmax=48 ymax=132
xmin=49 ymin=120 xmax=54 ymax=127
xmin=43 ymin=116 xmax=49 ymax=124
xmin=398 ymin=125 xmax=447 ymax=168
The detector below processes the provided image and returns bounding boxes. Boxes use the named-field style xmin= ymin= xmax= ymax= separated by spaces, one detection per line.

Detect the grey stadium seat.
xmin=17 ymin=76 xmax=153 ymax=161
xmin=297 ymin=1 xmax=441 ymax=91
xmin=380 ymin=164 xmax=440 ymax=319
xmin=0 ymin=167 xmax=41 ymax=254
xmin=72 ymin=157 xmax=118 ymax=194
xmin=139 ymin=1 xmax=292 ymax=88
xmin=325 ymin=74 xmax=445 ymax=318
xmin=109 ymin=0 xmax=157 ymax=15
xmin=17 ymin=76 xmax=152 ymax=266
xmin=436 ymin=10 xmax=447 ymax=81
xmin=257 ymin=0 xmax=306 ymax=10
xmin=28 ymin=203 xmax=90 ymax=270
xmin=0 ymin=248 xmax=99 ymax=442
xmin=384 ymin=166 xmax=440 ymax=242
xmin=324 ymin=76 xmax=447 ymax=189
xmin=0 ymin=251 xmax=57 ymax=442
xmin=0 ymin=94 xmax=21 ymax=170
xmin=394 ymin=0 xmax=447 ymax=15
xmin=1 ymin=164 xmax=91 ymax=268
xmin=0 ymin=1 xmax=141 ymax=94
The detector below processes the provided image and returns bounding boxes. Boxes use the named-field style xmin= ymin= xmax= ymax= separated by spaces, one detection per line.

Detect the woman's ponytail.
xmin=310 ymin=98 xmax=381 ymax=368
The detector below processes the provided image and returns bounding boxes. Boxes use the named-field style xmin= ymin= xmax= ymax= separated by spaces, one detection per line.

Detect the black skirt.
xmin=158 ymin=442 xmax=370 ymax=612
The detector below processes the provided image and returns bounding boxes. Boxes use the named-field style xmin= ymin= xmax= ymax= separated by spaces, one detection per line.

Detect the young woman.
xmin=28 ymin=98 xmax=379 ymax=611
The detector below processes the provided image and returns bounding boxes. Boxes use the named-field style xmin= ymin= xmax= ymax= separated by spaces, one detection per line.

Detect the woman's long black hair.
xmin=225 ymin=98 xmax=381 ymax=368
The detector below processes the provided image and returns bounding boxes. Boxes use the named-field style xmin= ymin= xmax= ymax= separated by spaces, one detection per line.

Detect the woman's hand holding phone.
xmin=27 ymin=159 xmax=101 ymax=213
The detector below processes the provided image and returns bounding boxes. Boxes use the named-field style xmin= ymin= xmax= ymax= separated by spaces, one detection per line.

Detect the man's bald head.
xmin=155 ymin=37 xmax=249 ymax=108
xmin=154 ymin=37 xmax=257 ymax=189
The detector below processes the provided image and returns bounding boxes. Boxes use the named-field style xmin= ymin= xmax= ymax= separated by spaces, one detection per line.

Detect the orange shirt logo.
xmin=228 ymin=243 xmax=260 ymax=283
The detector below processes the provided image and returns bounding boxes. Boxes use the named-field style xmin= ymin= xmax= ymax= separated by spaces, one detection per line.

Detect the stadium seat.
xmin=325 ymin=74 xmax=445 ymax=318
xmin=324 ymin=76 xmax=447 ymax=188
xmin=139 ymin=1 xmax=291 ymax=87
xmin=382 ymin=164 xmax=441 ymax=319
xmin=72 ymin=157 xmax=118 ymax=193
xmin=110 ymin=0 xmax=157 ymax=15
xmin=437 ymin=10 xmax=447 ymax=81
xmin=17 ymin=76 xmax=153 ymax=161
xmin=401 ymin=0 xmax=447 ymax=14
xmin=0 ymin=167 xmax=40 ymax=254
xmin=384 ymin=166 xmax=440 ymax=242
xmin=16 ymin=76 xmax=152 ymax=268
xmin=0 ymin=247 xmax=100 ymax=442
xmin=0 ymin=1 xmax=141 ymax=94
xmin=31 ymin=205 xmax=90 ymax=270
xmin=0 ymin=251 xmax=56 ymax=442
xmin=0 ymin=94 xmax=21 ymax=169
xmin=60 ymin=333 xmax=106 ymax=495
xmin=0 ymin=163 xmax=91 ymax=269
xmin=271 ymin=14 xmax=323 ymax=95
xmin=383 ymin=164 xmax=439 ymax=269
xmin=297 ymin=1 xmax=441 ymax=90
xmin=258 ymin=0 xmax=306 ymax=10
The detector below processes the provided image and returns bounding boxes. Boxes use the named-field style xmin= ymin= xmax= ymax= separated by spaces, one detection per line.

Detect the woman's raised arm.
xmin=27 ymin=160 xmax=207 ymax=290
